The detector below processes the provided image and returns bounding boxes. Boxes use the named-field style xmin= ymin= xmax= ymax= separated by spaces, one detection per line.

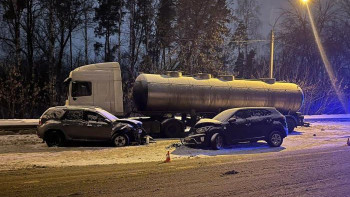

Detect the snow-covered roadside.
xmin=305 ymin=114 xmax=350 ymax=121
xmin=0 ymin=120 xmax=349 ymax=171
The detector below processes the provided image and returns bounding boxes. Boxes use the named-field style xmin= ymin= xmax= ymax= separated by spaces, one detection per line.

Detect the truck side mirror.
xmin=72 ymin=81 xmax=76 ymax=97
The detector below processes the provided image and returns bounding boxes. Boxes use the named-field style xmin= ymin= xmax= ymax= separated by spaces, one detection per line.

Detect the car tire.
xmin=267 ymin=131 xmax=283 ymax=147
xmin=287 ymin=119 xmax=296 ymax=133
xmin=45 ymin=131 xmax=65 ymax=147
xmin=210 ymin=133 xmax=224 ymax=150
xmin=113 ymin=134 xmax=129 ymax=147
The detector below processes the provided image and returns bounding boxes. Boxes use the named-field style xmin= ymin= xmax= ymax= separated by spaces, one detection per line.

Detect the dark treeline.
xmin=0 ymin=0 xmax=349 ymax=118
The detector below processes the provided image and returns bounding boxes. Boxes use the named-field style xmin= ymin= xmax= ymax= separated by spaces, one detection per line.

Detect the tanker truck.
xmin=64 ymin=62 xmax=305 ymax=137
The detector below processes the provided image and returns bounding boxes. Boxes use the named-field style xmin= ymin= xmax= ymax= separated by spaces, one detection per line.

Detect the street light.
xmin=301 ymin=0 xmax=309 ymax=4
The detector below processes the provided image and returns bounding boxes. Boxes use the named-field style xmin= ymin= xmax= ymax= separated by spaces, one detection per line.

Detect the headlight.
xmin=196 ymin=126 xmax=212 ymax=133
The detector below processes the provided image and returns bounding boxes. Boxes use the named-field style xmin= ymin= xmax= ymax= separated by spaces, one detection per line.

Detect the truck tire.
xmin=286 ymin=118 xmax=296 ymax=133
xmin=161 ymin=119 xmax=184 ymax=138
xmin=211 ymin=133 xmax=224 ymax=150
xmin=266 ymin=131 xmax=283 ymax=147
xmin=45 ymin=130 xmax=65 ymax=147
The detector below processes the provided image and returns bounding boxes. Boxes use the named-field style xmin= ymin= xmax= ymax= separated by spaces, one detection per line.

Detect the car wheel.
xmin=113 ymin=134 xmax=129 ymax=147
xmin=267 ymin=131 xmax=283 ymax=147
xmin=210 ymin=133 xmax=224 ymax=150
xmin=287 ymin=119 xmax=295 ymax=133
xmin=45 ymin=131 xmax=65 ymax=147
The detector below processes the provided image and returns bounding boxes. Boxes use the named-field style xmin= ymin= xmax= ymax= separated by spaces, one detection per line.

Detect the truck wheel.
xmin=45 ymin=131 xmax=65 ymax=147
xmin=287 ymin=118 xmax=296 ymax=133
xmin=161 ymin=119 xmax=184 ymax=138
xmin=211 ymin=133 xmax=224 ymax=150
xmin=113 ymin=134 xmax=129 ymax=147
xmin=267 ymin=131 xmax=283 ymax=147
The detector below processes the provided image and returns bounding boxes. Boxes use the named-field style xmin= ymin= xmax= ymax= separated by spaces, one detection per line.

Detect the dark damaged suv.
xmin=184 ymin=107 xmax=288 ymax=150
xmin=37 ymin=106 xmax=147 ymax=147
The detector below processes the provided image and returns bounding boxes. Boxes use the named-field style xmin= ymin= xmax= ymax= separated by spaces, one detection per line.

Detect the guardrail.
xmin=0 ymin=119 xmax=38 ymax=131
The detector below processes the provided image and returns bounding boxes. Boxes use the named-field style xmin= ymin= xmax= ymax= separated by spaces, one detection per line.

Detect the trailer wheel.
xmin=286 ymin=118 xmax=296 ymax=133
xmin=161 ymin=119 xmax=184 ymax=138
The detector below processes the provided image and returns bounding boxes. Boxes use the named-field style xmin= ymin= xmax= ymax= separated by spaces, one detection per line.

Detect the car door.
xmin=226 ymin=109 xmax=251 ymax=142
xmin=247 ymin=109 xmax=266 ymax=139
xmin=83 ymin=111 xmax=112 ymax=140
xmin=61 ymin=110 xmax=88 ymax=139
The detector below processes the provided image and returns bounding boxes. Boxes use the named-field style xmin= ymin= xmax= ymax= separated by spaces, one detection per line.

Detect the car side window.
xmin=84 ymin=111 xmax=105 ymax=123
xmin=42 ymin=109 xmax=65 ymax=120
xmin=261 ymin=109 xmax=272 ymax=116
xmin=72 ymin=81 xmax=92 ymax=97
xmin=234 ymin=110 xmax=251 ymax=119
xmin=63 ymin=110 xmax=84 ymax=121
xmin=252 ymin=110 xmax=263 ymax=117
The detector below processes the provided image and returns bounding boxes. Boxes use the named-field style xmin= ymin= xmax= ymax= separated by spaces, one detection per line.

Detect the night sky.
xmin=260 ymin=0 xmax=289 ymax=36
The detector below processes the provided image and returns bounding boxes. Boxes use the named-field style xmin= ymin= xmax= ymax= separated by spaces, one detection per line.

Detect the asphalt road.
xmin=1 ymin=145 xmax=350 ymax=197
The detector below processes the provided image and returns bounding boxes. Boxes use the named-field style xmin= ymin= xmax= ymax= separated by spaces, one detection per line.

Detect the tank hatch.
xmin=218 ymin=75 xmax=234 ymax=81
xmin=166 ymin=71 xmax=182 ymax=78
xmin=197 ymin=73 xmax=212 ymax=79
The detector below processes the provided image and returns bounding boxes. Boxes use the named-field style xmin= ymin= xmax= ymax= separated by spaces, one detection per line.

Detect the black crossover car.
xmin=37 ymin=106 xmax=148 ymax=147
xmin=184 ymin=107 xmax=288 ymax=150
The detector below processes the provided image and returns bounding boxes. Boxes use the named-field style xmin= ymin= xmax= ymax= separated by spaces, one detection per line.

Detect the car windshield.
xmin=213 ymin=109 xmax=238 ymax=122
xmin=97 ymin=109 xmax=118 ymax=122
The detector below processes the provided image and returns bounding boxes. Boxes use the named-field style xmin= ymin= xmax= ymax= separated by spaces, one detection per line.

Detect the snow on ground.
xmin=0 ymin=117 xmax=349 ymax=171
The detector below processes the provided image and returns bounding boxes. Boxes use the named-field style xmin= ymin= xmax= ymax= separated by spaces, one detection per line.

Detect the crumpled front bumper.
xmin=183 ymin=134 xmax=207 ymax=146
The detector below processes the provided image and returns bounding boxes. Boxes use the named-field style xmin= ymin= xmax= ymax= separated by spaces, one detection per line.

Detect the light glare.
xmin=305 ymin=4 xmax=348 ymax=113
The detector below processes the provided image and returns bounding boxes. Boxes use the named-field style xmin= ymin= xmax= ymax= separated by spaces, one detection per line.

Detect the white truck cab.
xmin=65 ymin=62 xmax=124 ymax=116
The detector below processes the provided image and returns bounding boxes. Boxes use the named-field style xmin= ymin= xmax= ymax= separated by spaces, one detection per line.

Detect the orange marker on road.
xmin=164 ymin=151 xmax=171 ymax=163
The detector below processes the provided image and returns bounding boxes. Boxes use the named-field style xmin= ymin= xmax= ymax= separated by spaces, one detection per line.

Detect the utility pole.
xmin=269 ymin=30 xmax=275 ymax=79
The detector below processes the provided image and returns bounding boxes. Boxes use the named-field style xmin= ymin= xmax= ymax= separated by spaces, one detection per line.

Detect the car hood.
xmin=115 ymin=119 xmax=142 ymax=127
xmin=195 ymin=118 xmax=222 ymax=126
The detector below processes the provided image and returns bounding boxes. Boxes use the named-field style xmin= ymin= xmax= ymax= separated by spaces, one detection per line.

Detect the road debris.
xmin=222 ymin=170 xmax=239 ymax=176
xmin=166 ymin=142 xmax=182 ymax=149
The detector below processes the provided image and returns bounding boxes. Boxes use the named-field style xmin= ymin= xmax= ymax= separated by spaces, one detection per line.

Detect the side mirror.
xmin=228 ymin=118 xmax=236 ymax=123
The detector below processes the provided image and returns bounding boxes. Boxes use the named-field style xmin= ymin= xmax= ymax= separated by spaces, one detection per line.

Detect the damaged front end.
xmin=183 ymin=133 xmax=207 ymax=146
xmin=112 ymin=120 xmax=149 ymax=145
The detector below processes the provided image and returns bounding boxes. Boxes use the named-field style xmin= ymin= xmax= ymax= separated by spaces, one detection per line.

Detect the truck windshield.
xmin=213 ymin=109 xmax=238 ymax=122
xmin=97 ymin=109 xmax=118 ymax=122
